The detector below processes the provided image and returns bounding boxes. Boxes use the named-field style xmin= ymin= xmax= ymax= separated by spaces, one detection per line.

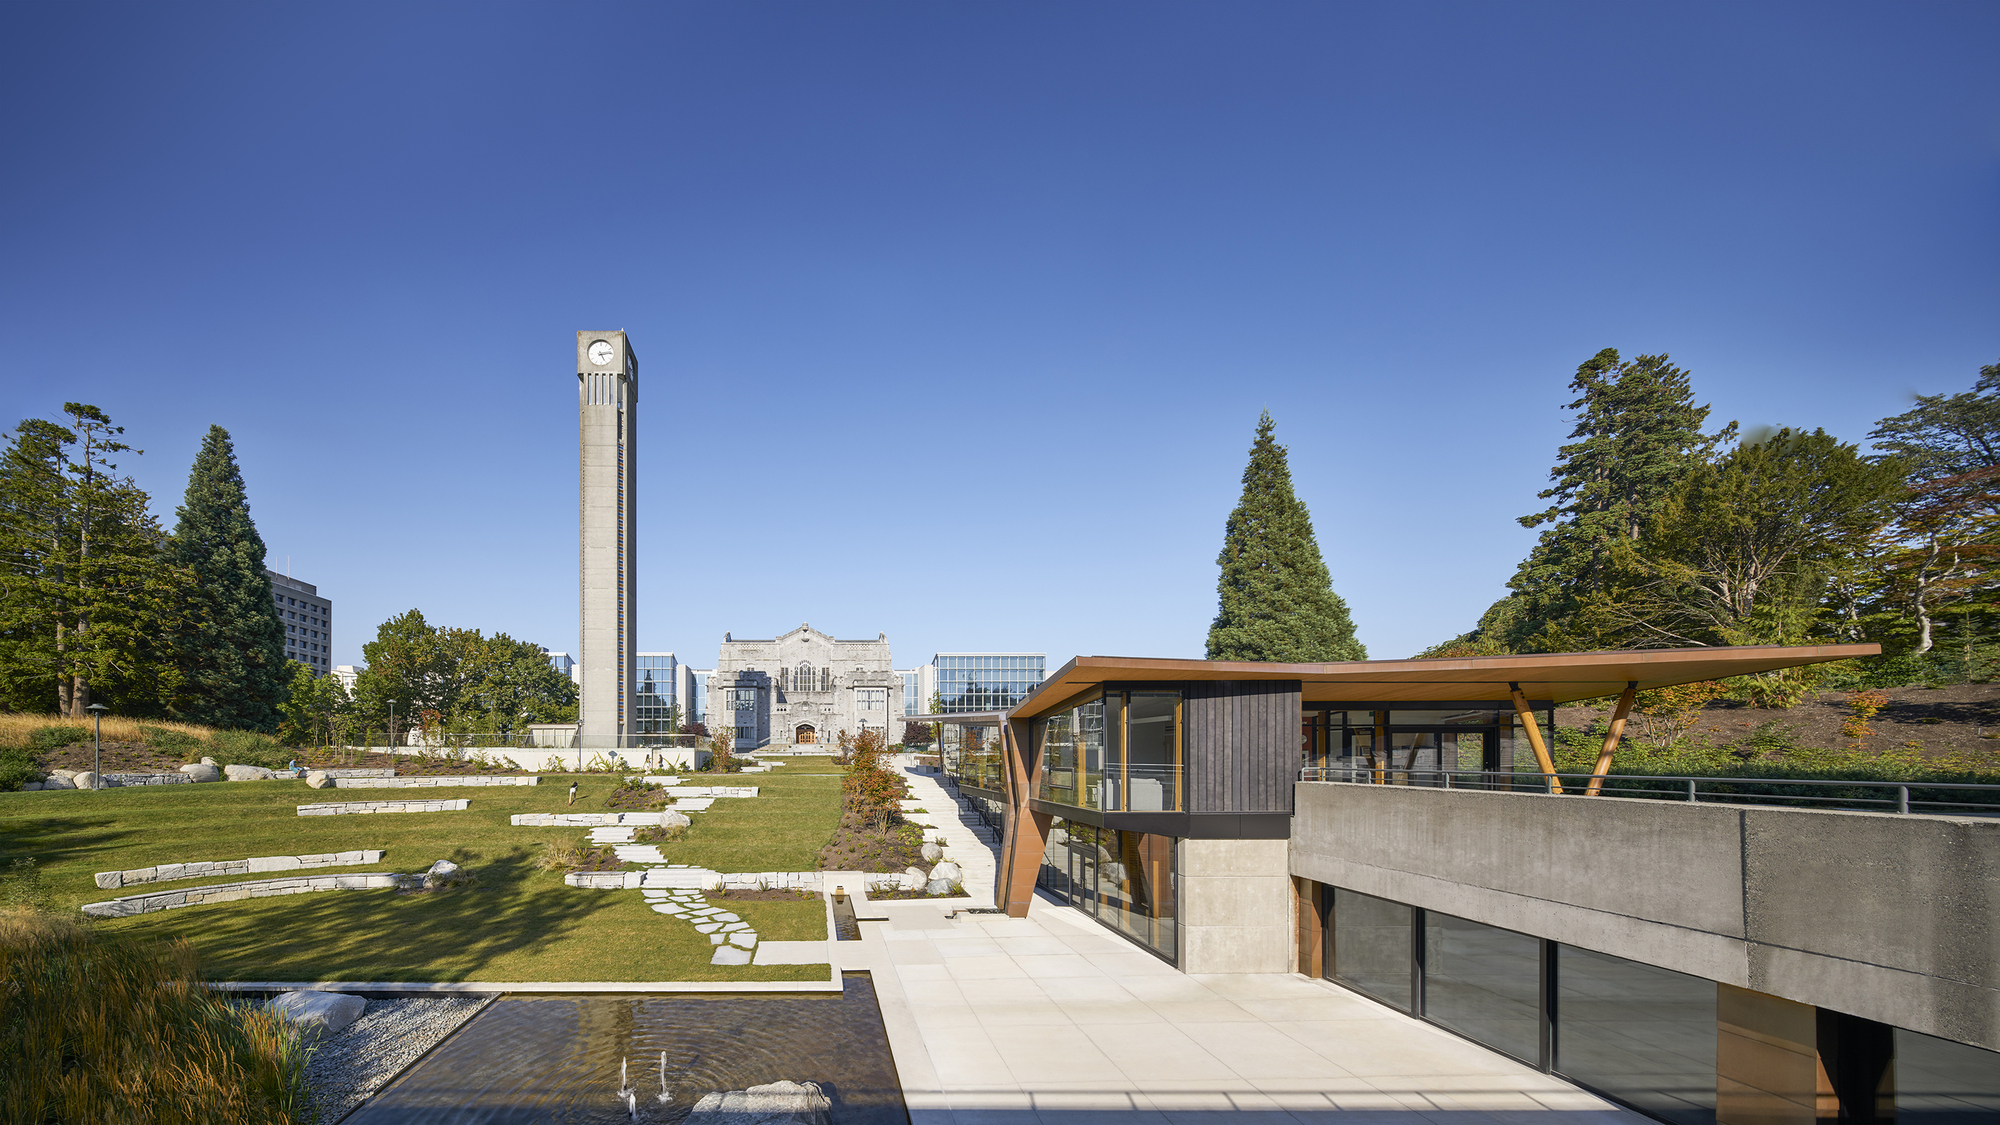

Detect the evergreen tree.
xmin=1493 ymin=349 xmax=1735 ymax=651
xmin=1206 ymin=412 xmax=1365 ymax=662
xmin=164 ymin=426 xmax=287 ymax=731
xmin=0 ymin=406 xmax=174 ymax=716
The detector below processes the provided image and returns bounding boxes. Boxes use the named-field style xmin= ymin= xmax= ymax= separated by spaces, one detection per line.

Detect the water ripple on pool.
xmin=344 ymin=974 xmax=906 ymax=1125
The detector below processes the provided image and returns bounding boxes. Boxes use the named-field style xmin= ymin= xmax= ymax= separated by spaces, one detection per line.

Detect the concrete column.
xmin=576 ymin=331 xmax=637 ymax=747
xmin=1177 ymin=838 xmax=1293 ymax=974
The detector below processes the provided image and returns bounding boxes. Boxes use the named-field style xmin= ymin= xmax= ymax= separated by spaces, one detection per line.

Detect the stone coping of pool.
xmin=328 ymin=776 xmax=539 ymax=788
xmin=96 ymin=849 xmax=386 ymax=889
xmin=298 ymin=799 xmax=470 ymax=816
xmin=82 ymin=872 xmax=408 ymax=917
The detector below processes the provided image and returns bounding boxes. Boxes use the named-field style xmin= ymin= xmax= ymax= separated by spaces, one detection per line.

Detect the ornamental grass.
xmin=0 ymin=910 xmax=311 ymax=1124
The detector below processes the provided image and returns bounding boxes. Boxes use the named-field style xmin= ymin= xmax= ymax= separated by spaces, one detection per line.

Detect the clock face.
xmin=588 ymin=340 xmax=616 ymax=367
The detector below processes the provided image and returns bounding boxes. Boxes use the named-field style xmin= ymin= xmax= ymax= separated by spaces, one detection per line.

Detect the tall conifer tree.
xmin=165 ymin=426 xmax=287 ymax=730
xmin=1492 ymin=349 xmax=1734 ymax=651
xmin=1206 ymin=412 xmax=1365 ymax=662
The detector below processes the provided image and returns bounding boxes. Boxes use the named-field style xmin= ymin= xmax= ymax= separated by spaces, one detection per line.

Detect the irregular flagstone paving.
xmin=638 ymin=884 xmax=761 ymax=963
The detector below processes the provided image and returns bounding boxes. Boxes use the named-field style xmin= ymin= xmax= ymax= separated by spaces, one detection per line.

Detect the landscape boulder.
xmin=266 ymin=990 xmax=367 ymax=1039
xmin=73 ymin=772 xmax=102 ymax=790
xmin=929 ymin=861 xmax=962 ymax=883
xmin=925 ymin=877 xmax=957 ymax=896
xmin=304 ymin=770 xmax=333 ymax=789
xmin=661 ymin=810 xmax=692 ymax=828
xmin=50 ymin=769 xmax=78 ymax=781
xmin=423 ymin=859 xmax=468 ymax=889
xmin=200 ymin=756 xmax=219 ymax=767
xmin=920 ymin=841 xmax=943 ymax=863
xmin=223 ymin=764 xmax=275 ymax=782
xmin=178 ymin=762 xmax=220 ymax=782
xmin=40 ymin=775 xmax=74 ymax=790
xmin=686 ymin=1080 xmax=830 ymax=1125
xmin=900 ymin=867 xmax=926 ymax=892
xmin=21 ymin=782 xmax=43 ymax=791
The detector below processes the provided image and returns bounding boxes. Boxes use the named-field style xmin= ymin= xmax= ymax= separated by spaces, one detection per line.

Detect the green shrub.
xmin=140 ymin=724 xmax=208 ymax=760
xmin=27 ymin=725 xmax=88 ymax=753
xmin=206 ymin=730 xmax=290 ymax=769
xmin=0 ymin=749 xmax=41 ymax=792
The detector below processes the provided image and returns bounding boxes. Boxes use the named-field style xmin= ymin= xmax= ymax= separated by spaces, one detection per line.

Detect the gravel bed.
xmin=302 ymin=994 xmax=497 ymax=1123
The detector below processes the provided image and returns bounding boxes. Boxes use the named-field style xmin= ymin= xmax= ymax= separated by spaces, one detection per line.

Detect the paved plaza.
xmin=845 ymin=763 xmax=1649 ymax=1125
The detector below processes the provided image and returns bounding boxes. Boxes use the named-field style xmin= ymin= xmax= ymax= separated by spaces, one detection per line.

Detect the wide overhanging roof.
xmin=1009 ymin=643 xmax=1881 ymax=719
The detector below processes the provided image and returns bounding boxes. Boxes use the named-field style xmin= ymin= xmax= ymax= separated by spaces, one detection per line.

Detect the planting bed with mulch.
xmin=568 ymin=846 xmax=625 ymax=873
xmin=817 ymin=815 xmax=932 ymax=874
xmin=705 ymin=888 xmax=818 ymax=903
xmin=603 ymin=781 xmax=673 ymax=810
xmin=1558 ymin=683 xmax=2000 ymax=761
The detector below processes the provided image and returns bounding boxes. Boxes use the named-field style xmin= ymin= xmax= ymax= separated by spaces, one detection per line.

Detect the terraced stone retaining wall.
xmin=297 ymin=799 xmax=469 ymax=816
xmin=82 ymin=873 xmax=405 ymax=917
xmin=95 ymin=849 xmax=386 ymax=889
xmin=510 ymin=811 xmax=675 ymax=827
xmin=101 ymin=772 xmax=194 ymax=786
xmin=329 ymin=776 xmax=539 ymax=788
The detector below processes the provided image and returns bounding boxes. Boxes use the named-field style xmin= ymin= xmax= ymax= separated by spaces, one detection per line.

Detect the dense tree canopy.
xmin=1206 ymin=411 xmax=1364 ymax=663
xmin=352 ymin=609 xmax=577 ymax=736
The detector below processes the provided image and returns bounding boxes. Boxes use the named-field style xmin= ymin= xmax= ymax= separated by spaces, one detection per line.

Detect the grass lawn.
xmin=0 ymin=759 xmax=846 ymax=983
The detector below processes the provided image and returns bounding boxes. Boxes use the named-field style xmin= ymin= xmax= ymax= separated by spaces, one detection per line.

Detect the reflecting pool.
xmin=345 ymin=974 xmax=905 ymax=1125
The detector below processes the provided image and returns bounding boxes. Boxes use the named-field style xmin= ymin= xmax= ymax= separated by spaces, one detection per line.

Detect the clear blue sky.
xmin=2 ymin=1 xmax=1994 ymax=670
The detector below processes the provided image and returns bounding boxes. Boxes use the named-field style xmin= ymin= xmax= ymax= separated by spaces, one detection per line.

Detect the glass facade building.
xmin=936 ymin=654 xmax=1044 ymax=712
xmin=1038 ymin=819 xmax=1178 ymax=962
xmin=635 ymin=652 xmax=677 ymax=734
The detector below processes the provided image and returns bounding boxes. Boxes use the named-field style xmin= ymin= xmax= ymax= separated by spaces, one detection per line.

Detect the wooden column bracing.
xmin=999 ymin=717 xmax=1047 ymax=918
xmin=1509 ymin=683 xmax=1563 ymax=794
xmin=1587 ymin=682 xmax=1637 ymax=797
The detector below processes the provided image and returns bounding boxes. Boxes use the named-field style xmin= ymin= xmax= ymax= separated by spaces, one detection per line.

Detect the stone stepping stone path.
xmin=637 ymin=886 xmax=760 ymax=964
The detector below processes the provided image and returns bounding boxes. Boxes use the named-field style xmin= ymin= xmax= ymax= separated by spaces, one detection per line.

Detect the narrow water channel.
xmin=344 ymin=974 xmax=906 ymax=1125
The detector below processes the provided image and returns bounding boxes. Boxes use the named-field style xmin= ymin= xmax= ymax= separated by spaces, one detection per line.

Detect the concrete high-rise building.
xmin=267 ymin=569 xmax=333 ymax=675
xmin=577 ymin=331 xmax=638 ymax=746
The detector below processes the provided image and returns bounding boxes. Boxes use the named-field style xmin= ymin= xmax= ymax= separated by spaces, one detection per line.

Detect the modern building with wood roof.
xmin=916 ymin=641 xmax=2000 ymax=1125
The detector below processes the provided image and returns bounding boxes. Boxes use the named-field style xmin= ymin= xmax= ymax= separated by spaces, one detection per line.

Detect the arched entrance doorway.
xmin=794 ymin=725 xmax=818 ymax=744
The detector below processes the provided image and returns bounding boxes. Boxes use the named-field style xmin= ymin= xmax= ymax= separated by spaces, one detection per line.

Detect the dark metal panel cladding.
xmin=1184 ymin=679 xmax=1301 ymax=814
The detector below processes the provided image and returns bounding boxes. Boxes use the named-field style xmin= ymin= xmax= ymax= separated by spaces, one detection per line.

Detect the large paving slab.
xmin=845 ymin=892 xmax=1651 ymax=1125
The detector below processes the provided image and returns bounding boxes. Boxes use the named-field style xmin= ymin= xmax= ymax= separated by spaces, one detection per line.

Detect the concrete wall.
xmin=1289 ymin=782 xmax=2000 ymax=1051
xmin=1178 ymin=838 xmax=1293 ymax=974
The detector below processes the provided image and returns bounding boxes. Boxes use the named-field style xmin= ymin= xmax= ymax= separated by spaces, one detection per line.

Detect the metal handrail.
xmin=1297 ymin=765 xmax=2000 ymax=816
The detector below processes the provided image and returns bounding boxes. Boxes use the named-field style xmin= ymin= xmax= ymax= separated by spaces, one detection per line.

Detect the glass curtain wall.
xmin=1037 ymin=817 xmax=1177 ymax=962
xmin=1035 ymin=692 xmax=1178 ymax=812
xmin=942 ymin=723 xmax=1005 ymax=793
xmin=1302 ymin=707 xmax=1542 ymax=785
xmin=1326 ymin=885 xmax=1715 ymax=1122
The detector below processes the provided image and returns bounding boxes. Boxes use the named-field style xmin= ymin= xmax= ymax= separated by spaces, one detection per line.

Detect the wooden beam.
xmin=1586 ymin=682 xmax=1637 ymax=797
xmin=1510 ymin=683 xmax=1563 ymax=794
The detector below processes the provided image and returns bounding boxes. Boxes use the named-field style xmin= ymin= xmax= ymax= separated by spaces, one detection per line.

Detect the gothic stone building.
xmin=709 ymin=624 xmax=901 ymax=748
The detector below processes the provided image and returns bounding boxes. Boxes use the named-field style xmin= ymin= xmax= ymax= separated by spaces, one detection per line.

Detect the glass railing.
xmin=1300 ymin=765 xmax=2000 ymax=816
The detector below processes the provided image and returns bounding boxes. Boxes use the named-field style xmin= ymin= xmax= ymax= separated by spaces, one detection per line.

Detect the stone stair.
xmin=897 ymin=769 xmax=1000 ymax=906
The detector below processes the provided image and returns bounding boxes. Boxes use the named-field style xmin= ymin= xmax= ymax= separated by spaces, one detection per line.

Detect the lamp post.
xmin=85 ymin=704 xmax=108 ymax=789
xmin=386 ymin=701 xmax=397 ymax=767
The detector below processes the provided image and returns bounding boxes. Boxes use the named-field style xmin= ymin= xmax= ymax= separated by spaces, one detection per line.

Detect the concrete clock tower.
xmin=577 ymin=331 xmax=637 ymax=746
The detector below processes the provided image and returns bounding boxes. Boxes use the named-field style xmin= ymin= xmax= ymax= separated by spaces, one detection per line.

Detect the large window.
xmin=1034 ymin=692 xmax=1177 ymax=812
xmin=936 ymin=654 xmax=1045 ymax=712
xmin=1556 ymin=946 xmax=1717 ymax=1125
xmin=1037 ymin=817 xmax=1177 ymax=962
xmin=1424 ymin=910 xmax=1542 ymax=1064
xmin=1329 ymin=888 xmax=1413 ymax=1012
xmin=1895 ymin=1028 xmax=2000 ymax=1125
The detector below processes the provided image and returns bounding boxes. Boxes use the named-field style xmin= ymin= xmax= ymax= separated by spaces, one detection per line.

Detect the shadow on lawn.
xmin=0 ymin=817 xmax=141 ymax=872
xmin=133 ymin=847 xmax=619 ymax=982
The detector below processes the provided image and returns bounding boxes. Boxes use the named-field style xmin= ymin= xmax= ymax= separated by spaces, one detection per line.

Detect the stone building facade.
xmin=708 ymin=624 xmax=902 ymax=749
